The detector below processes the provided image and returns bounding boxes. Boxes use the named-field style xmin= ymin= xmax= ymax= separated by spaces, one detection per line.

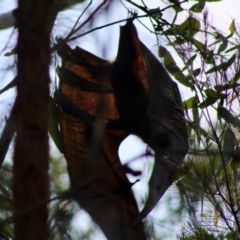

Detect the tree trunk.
xmin=13 ymin=0 xmax=54 ymax=239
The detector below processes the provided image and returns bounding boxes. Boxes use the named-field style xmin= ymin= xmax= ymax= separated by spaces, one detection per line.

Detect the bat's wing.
xmin=57 ymin=45 xmax=146 ymax=239
xmin=132 ymin=39 xmax=189 ymax=224
xmin=112 ymin=21 xmax=189 ymax=224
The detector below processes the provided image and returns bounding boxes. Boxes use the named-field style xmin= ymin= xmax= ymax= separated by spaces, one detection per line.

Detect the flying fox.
xmin=56 ymin=20 xmax=188 ymax=239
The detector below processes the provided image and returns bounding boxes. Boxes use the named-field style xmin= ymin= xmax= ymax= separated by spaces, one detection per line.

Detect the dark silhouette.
xmin=57 ymin=20 xmax=188 ymax=239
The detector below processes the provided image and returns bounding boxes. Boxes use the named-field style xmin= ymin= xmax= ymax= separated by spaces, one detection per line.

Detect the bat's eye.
xmin=154 ymin=133 xmax=170 ymax=149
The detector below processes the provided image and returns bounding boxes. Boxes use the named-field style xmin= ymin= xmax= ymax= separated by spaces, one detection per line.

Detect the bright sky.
xmin=0 ymin=0 xmax=240 ymax=239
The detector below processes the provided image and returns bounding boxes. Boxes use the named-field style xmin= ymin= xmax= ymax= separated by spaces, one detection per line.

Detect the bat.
xmin=57 ymin=44 xmax=146 ymax=239
xmin=56 ymin=20 xmax=188 ymax=238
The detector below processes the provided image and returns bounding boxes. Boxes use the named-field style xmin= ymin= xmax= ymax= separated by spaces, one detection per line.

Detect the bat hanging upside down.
xmin=56 ymin=20 xmax=189 ymax=239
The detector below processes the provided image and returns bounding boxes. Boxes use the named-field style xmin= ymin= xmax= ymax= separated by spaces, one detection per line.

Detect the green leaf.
xmin=178 ymin=75 xmax=194 ymax=88
xmin=164 ymin=16 xmax=200 ymax=38
xmin=183 ymin=96 xmax=198 ymax=109
xmin=197 ymin=126 xmax=209 ymax=139
xmin=218 ymin=106 xmax=240 ymax=128
xmin=159 ymin=46 xmax=192 ymax=87
xmin=201 ymin=50 xmax=214 ymax=64
xmin=149 ymin=8 xmax=162 ymax=19
xmin=49 ymin=97 xmax=64 ymax=153
xmin=0 ymin=193 xmax=12 ymax=211
xmin=168 ymin=0 xmax=183 ymax=12
xmin=224 ymin=20 xmax=235 ymax=40
xmin=182 ymin=54 xmax=197 ymax=71
xmin=217 ymin=39 xmax=228 ymax=54
xmin=4 ymin=48 xmax=16 ymax=56
xmin=188 ymin=121 xmax=209 ymax=141
xmin=215 ymin=83 xmax=240 ymax=92
xmin=186 ymin=124 xmax=192 ymax=138
xmin=193 ymin=68 xmax=201 ymax=77
xmin=228 ymin=19 xmax=235 ymax=35
xmin=203 ymin=89 xmax=227 ymax=104
xmin=0 ymin=217 xmax=13 ymax=238
xmin=204 ymin=89 xmax=224 ymax=98
xmin=225 ymin=45 xmax=238 ymax=53
xmin=221 ymin=53 xmax=236 ymax=70
xmin=193 ymin=107 xmax=200 ymax=127
xmin=0 ymin=78 xmax=16 ymax=95
xmin=159 ymin=47 xmax=192 ymax=87
xmin=230 ymin=68 xmax=240 ymax=83
xmin=198 ymin=96 xmax=218 ymax=109
xmin=190 ymin=0 xmax=205 ymax=13
xmin=222 ymin=127 xmax=235 ymax=164
xmin=206 ymin=54 xmax=236 ymax=74
xmin=192 ymin=39 xmax=206 ymax=52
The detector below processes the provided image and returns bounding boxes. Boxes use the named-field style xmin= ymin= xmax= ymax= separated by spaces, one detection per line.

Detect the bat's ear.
xmin=116 ymin=21 xmax=148 ymax=92
xmin=117 ymin=21 xmax=140 ymax=61
xmin=57 ymin=43 xmax=73 ymax=58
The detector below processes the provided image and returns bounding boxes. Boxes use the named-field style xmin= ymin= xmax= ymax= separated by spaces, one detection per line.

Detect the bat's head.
xmin=130 ymin=123 xmax=189 ymax=225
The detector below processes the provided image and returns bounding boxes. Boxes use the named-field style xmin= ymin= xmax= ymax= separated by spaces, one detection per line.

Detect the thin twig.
xmin=1 ymin=151 xmax=150 ymax=226
xmin=67 ymin=14 xmax=146 ymax=42
xmin=64 ymin=0 xmax=108 ymax=42
xmin=64 ymin=0 xmax=92 ymax=41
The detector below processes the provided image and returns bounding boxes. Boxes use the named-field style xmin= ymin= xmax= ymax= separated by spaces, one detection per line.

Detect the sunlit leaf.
xmin=229 ymin=19 xmax=235 ymax=35
xmin=224 ymin=20 xmax=236 ymax=40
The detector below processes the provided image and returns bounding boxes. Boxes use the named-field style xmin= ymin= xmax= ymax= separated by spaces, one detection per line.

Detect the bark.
xmin=13 ymin=0 xmax=54 ymax=239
